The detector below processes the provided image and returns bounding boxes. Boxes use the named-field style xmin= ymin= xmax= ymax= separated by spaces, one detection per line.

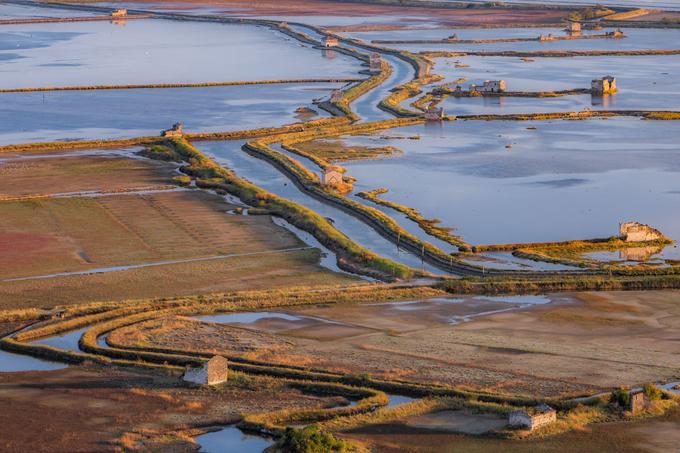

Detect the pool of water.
xmin=435 ymin=54 xmax=680 ymax=113
xmin=195 ymin=426 xmax=273 ymax=453
xmin=33 ymin=328 xmax=88 ymax=353
xmin=0 ymin=19 xmax=363 ymax=88
xmin=0 ymin=82 xmax=339 ymax=145
xmin=0 ymin=348 xmax=68 ymax=372
xmin=195 ymin=312 xmax=303 ymax=324
xmin=344 ymin=27 xmax=680 ymax=53
xmin=336 ymin=119 xmax=680 ymax=257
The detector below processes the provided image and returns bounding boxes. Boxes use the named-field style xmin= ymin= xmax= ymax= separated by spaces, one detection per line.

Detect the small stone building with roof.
xmin=324 ymin=36 xmax=339 ymax=47
xmin=477 ymin=80 xmax=506 ymax=93
xmin=508 ymin=404 xmax=557 ymax=431
xmin=183 ymin=356 xmax=229 ymax=386
xmin=322 ymin=166 xmax=344 ymax=188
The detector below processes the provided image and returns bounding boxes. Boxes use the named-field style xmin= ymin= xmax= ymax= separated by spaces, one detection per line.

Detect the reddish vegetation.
xmin=131 ymin=0 xmax=568 ymax=25
xmin=0 ymin=232 xmax=57 ymax=254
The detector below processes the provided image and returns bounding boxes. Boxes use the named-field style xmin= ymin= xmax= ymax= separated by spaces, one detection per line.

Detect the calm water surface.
xmin=0 ymin=19 xmax=362 ymax=88
xmin=0 ymin=83 xmax=339 ymax=144
xmin=339 ymin=119 xmax=680 ymax=257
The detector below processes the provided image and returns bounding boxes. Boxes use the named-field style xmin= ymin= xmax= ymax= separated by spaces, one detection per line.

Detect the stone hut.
xmin=161 ymin=122 xmax=184 ymax=137
xmin=330 ymin=90 xmax=343 ymax=103
xmin=368 ymin=53 xmax=382 ymax=74
xmin=111 ymin=8 xmax=127 ymax=17
xmin=619 ymin=222 xmax=664 ymax=242
xmin=324 ymin=36 xmax=339 ymax=48
xmin=322 ymin=166 xmax=344 ymax=188
xmin=606 ymin=29 xmax=625 ymax=39
xmin=591 ymin=76 xmax=617 ymax=95
xmin=509 ymin=404 xmax=557 ymax=431
xmin=567 ymin=21 xmax=582 ymax=34
xmin=478 ymin=80 xmax=506 ymax=93
xmin=629 ymin=392 xmax=647 ymax=415
xmin=424 ymin=106 xmax=445 ymax=121
xmin=183 ymin=356 xmax=229 ymax=386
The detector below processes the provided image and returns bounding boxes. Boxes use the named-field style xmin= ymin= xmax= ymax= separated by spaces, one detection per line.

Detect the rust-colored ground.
xmin=0 ymin=152 xmax=172 ymax=198
xmin=0 ymin=365 xmax=339 ymax=452
xmin=124 ymin=0 xmax=569 ymax=26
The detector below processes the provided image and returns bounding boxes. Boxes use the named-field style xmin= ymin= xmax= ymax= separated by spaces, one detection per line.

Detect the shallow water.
xmin=0 ymin=3 xmax=100 ymax=19
xmin=0 ymin=82 xmax=339 ymax=145
xmin=195 ymin=426 xmax=273 ymax=453
xmin=0 ymin=348 xmax=68 ymax=372
xmin=0 ymin=19 xmax=362 ymax=88
xmin=338 ymin=119 xmax=680 ymax=257
xmin=33 ymin=327 xmax=88 ymax=353
xmin=195 ymin=312 xmax=303 ymax=324
xmin=345 ymin=27 xmax=680 ymax=53
xmin=435 ymin=54 xmax=680 ymax=113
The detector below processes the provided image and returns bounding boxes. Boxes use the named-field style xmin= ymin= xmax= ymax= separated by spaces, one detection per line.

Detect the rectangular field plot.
xmin=0 ymin=153 xmax=354 ymax=307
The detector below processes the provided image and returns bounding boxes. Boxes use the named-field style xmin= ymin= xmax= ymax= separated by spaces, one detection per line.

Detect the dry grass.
xmin=295 ymin=139 xmax=402 ymax=162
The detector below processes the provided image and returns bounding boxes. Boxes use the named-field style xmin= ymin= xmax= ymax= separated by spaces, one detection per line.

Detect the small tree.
xmin=278 ymin=426 xmax=349 ymax=453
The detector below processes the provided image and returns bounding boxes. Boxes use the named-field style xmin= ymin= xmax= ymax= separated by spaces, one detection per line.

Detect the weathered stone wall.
xmin=620 ymin=222 xmax=664 ymax=242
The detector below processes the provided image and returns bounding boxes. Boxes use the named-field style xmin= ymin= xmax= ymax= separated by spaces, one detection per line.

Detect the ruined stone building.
xmin=161 ymin=122 xmax=184 ymax=137
xmin=111 ymin=8 xmax=127 ymax=17
xmin=475 ymin=80 xmax=506 ymax=93
xmin=629 ymin=392 xmax=647 ymax=415
xmin=424 ymin=106 xmax=445 ymax=121
xmin=619 ymin=222 xmax=664 ymax=242
xmin=539 ymin=33 xmax=555 ymax=41
xmin=606 ymin=29 xmax=625 ymax=38
xmin=330 ymin=90 xmax=343 ymax=103
xmin=369 ymin=53 xmax=382 ymax=74
xmin=509 ymin=404 xmax=557 ymax=431
xmin=322 ymin=166 xmax=344 ymax=188
xmin=183 ymin=356 xmax=229 ymax=386
xmin=324 ymin=36 xmax=339 ymax=47
xmin=591 ymin=76 xmax=617 ymax=95
xmin=567 ymin=21 xmax=582 ymax=34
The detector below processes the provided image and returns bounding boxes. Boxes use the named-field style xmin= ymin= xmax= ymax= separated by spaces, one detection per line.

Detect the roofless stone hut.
xmin=183 ymin=356 xmax=228 ymax=386
xmin=478 ymin=80 xmax=506 ymax=93
xmin=619 ymin=222 xmax=664 ymax=242
xmin=369 ymin=53 xmax=382 ymax=74
xmin=424 ymin=106 xmax=445 ymax=121
xmin=509 ymin=404 xmax=557 ymax=431
xmin=566 ymin=21 xmax=582 ymax=34
xmin=161 ymin=122 xmax=184 ymax=137
xmin=111 ymin=8 xmax=127 ymax=17
xmin=591 ymin=76 xmax=617 ymax=95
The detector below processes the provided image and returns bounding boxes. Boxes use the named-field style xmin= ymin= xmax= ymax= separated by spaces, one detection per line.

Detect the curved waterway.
xmin=199 ymin=140 xmax=445 ymax=274
xmin=0 ymin=348 xmax=67 ymax=372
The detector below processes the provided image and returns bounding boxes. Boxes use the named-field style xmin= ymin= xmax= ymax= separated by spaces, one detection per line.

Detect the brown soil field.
xmin=342 ymin=404 xmax=680 ymax=453
xmin=116 ymin=291 xmax=680 ymax=398
xmin=0 ymin=365 xmax=340 ymax=452
xmin=0 ymin=152 xmax=172 ymax=198
xmin=0 ymin=153 xmax=356 ymax=308
xmin=124 ymin=0 xmax=569 ymax=26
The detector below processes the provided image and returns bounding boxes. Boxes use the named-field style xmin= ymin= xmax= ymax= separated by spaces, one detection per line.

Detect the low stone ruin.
xmin=508 ymin=404 xmax=557 ymax=431
xmin=619 ymin=222 xmax=665 ymax=243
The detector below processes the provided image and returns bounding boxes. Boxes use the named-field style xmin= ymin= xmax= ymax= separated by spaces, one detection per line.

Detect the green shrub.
xmin=643 ymin=383 xmax=663 ymax=400
xmin=140 ymin=144 xmax=181 ymax=162
xmin=277 ymin=426 xmax=349 ymax=453
xmin=610 ymin=388 xmax=631 ymax=407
